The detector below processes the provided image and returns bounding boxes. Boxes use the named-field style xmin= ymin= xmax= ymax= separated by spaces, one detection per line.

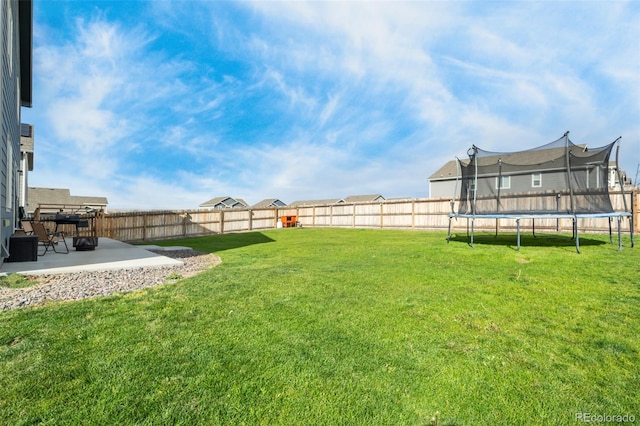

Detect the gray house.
xmin=428 ymin=160 xmax=461 ymax=199
xmin=429 ymin=144 xmax=626 ymax=199
xmin=1 ymin=0 xmax=32 ymax=260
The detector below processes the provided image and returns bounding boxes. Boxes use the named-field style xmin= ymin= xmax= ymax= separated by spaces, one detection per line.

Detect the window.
xmin=496 ymin=175 xmax=510 ymax=189
xmin=532 ymin=173 xmax=542 ymax=188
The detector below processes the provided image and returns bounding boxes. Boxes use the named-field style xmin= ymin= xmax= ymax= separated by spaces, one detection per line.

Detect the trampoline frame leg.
xmin=574 ymin=217 xmax=581 ymax=254
xmin=532 ymin=218 xmax=536 ymax=238
xmin=617 ymin=216 xmax=622 ymax=252
xmin=470 ymin=218 xmax=475 ymax=248
xmin=608 ymin=217 xmax=613 ymax=243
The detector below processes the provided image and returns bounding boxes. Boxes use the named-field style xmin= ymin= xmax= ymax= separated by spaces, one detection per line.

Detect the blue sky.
xmin=22 ymin=1 xmax=640 ymax=210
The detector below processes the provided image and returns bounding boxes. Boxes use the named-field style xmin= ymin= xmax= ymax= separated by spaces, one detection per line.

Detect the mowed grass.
xmin=1 ymin=228 xmax=638 ymax=425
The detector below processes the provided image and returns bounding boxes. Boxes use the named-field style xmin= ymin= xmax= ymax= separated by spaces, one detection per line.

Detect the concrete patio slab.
xmin=0 ymin=238 xmax=183 ymax=276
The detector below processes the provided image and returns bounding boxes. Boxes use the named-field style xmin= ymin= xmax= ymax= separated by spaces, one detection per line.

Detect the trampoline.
xmin=446 ymin=132 xmax=634 ymax=253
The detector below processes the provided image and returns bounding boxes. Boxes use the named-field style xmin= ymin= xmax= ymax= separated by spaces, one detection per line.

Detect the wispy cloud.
xmin=23 ymin=1 xmax=640 ymax=209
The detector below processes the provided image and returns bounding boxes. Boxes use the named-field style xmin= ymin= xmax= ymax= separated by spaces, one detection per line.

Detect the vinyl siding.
xmin=1 ymin=0 xmax=24 ymax=258
xmin=436 ymin=168 xmax=607 ymax=199
xmin=429 ymin=179 xmax=458 ymax=198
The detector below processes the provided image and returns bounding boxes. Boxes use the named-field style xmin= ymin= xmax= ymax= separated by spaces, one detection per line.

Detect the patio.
xmin=0 ymin=238 xmax=185 ymax=276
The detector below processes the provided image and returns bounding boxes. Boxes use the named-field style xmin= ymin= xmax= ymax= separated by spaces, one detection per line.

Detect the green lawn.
xmin=1 ymin=228 xmax=638 ymax=425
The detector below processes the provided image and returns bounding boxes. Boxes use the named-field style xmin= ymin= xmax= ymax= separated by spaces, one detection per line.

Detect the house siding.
xmin=431 ymin=138 xmax=624 ymax=215
xmin=429 ymin=179 xmax=458 ymax=199
xmin=453 ymin=169 xmax=607 ymax=199
xmin=1 ymin=0 xmax=27 ymax=259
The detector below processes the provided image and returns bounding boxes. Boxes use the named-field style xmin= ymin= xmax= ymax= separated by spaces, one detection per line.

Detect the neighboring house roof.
xmin=29 ymin=188 xmax=70 ymax=207
xmin=429 ymin=160 xmax=459 ymax=181
xmin=473 ymin=144 xmax=588 ymax=167
xmin=288 ymin=196 xmax=384 ymax=206
xmin=27 ymin=187 xmax=108 ymax=213
xmin=429 ymin=144 xmax=590 ymax=181
xmin=252 ymin=199 xmax=287 ymax=208
xmin=289 ymin=198 xmax=344 ymax=207
xmin=199 ymin=196 xmax=248 ymax=209
xmin=343 ymin=194 xmax=385 ymax=203
xmin=74 ymin=195 xmax=109 ymax=206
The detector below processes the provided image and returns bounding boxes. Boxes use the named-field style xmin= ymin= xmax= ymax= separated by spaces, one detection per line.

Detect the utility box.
xmin=280 ymin=216 xmax=297 ymax=228
xmin=7 ymin=235 xmax=38 ymax=262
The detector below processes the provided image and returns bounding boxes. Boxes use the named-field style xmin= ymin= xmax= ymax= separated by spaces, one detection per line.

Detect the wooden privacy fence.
xmin=83 ymin=191 xmax=639 ymax=242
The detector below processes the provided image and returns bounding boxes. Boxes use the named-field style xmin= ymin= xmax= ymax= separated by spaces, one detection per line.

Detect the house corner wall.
xmin=1 ymin=0 xmax=29 ymax=260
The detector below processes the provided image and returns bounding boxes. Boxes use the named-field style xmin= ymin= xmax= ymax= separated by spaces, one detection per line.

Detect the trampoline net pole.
xmin=615 ymin=140 xmax=629 ymax=213
xmin=564 ymin=132 xmax=576 ymax=216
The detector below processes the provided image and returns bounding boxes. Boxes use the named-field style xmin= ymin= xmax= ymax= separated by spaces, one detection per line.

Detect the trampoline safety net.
xmin=457 ymin=132 xmax=619 ymax=215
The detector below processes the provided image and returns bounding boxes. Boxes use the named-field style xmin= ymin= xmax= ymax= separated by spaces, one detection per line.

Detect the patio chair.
xmin=20 ymin=220 xmax=35 ymax=235
xmin=32 ymin=222 xmax=69 ymax=255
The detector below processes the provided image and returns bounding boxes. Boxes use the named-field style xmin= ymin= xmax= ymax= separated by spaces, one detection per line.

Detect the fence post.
xmin=220 ymin=210 xmax=225 ymax=234
xmin=95 ymin=209 xmax=105 ymax=237
xmin=182 ymin=212 xmax=188 ymax=237
xmin=411 ymin=199 xmax=415 ymax=229
xmin=142 ymin=214 xmax=147 ymax=241
xmin=353 ymin=204 xmax=356 ymax=228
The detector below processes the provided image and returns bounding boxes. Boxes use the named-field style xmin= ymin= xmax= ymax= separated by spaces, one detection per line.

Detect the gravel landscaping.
xmin=0 ymin=249 xmax=221 ymax=311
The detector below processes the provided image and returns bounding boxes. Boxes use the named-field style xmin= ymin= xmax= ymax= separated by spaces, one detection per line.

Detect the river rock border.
xmin=0 ymin=249 xmax=221 ymax=311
